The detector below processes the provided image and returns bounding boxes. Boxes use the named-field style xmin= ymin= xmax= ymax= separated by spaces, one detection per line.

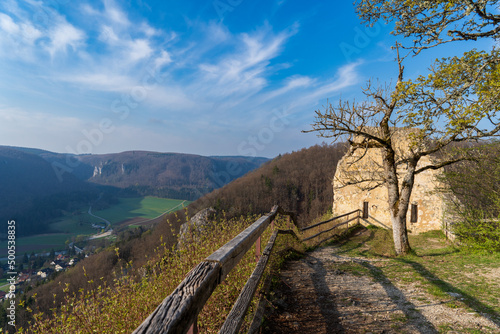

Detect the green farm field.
xmin=0 ymin=197 xmax=190 ymax=257
xmin=91 ymin=197 xmax=190 ymax=224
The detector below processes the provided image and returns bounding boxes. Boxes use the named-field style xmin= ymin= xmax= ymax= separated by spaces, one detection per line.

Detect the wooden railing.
xmin=301 ymin=208 xmax=363 ymax=242
xmin=132 ymin=205 xmax=297 ymax=334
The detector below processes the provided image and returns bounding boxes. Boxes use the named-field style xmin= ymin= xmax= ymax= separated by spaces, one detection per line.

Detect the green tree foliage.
xmin=396 ymin=49 xmax=500 ymax=141
xmin=440 ymin=141 xmax=500 ymax=251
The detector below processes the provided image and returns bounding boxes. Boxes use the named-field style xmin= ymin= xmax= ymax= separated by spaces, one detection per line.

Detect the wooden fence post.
xmin=255 ymin=236 xmax=261 ymax=262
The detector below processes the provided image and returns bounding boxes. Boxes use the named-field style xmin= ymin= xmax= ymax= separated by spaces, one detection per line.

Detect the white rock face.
xmin=332 ymin=128 xmax=453 ymax=234
xmin=93 ymin=166 xmax=102 ymax=177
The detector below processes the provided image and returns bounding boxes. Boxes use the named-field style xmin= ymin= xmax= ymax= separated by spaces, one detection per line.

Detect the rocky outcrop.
xmin=177 ymin=207 xmax=217 ymax=247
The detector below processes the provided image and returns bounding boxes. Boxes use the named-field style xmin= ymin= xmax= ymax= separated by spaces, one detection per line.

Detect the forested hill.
xmin=0 ymin=147 xmax=99 ymax=237
xmin=5 ymin=146 xmax=268 ymax=201
xmin=18 ymin=143 xmax=347 ymax=326
xmin=77 ymin=151 xmax=268 ymax=200
xmin=187 ymin=143 xmax=348 ymax=227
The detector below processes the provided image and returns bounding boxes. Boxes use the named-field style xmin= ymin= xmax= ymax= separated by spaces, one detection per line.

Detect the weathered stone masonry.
xmin=332 ymin=129 xmax=450 ymax=234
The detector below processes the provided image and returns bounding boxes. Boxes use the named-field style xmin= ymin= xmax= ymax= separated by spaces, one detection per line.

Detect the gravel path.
xmin=263 ymin=244 xmax=500 ymax=333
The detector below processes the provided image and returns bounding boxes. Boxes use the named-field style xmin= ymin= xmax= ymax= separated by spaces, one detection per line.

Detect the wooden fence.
xmin=132 ymin=205 xmax=297 ymax=334
xmin=132 ymin=204 xmax=365 ymax=334
xmin=301 ymin=209 xmax=362 ymax=242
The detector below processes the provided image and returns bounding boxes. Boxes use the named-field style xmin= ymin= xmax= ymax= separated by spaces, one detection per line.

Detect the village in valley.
xmin=0 ymin=244 xmax=90 ymax=302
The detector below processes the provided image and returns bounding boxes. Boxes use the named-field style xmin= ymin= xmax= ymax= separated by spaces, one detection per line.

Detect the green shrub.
xmin=452 ymin=208 xmax=500 ymax=252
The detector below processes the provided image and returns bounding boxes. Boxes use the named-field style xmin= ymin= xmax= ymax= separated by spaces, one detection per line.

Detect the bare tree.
xmin=305 ymin=45 xmax=500 ymax=255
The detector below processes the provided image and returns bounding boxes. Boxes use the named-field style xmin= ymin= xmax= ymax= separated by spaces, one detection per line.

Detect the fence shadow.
xmin=306 ymin=256 xmax=346 ymax=333
xmin=333 ymin=226 xmax=376 ymax=255
xmin=395 ymin=258 xmax=500 ymax=328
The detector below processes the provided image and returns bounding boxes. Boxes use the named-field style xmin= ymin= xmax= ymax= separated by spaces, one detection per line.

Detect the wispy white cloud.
xmin=261 ymin=75 xmax=315 ymax=102
xmin=45 ymin=21 xmax=86 ymax=57
xmin=0 ymin=4 xmax=85 ymax=60
xmin=154 ymin=50 xmax=172 ymax=69
xmin=0 ymin=1 xmax=364 ymax=156
xmin=311 ymin=61 xmax=362 ymax=99
xmin=195 ymin=25 xmax=297 ymax=101
xmin=105 ymin=0 xmax=130 ymax=27
xmin=0 ymin=12 xmax=18 ymax=34
xmin=127 ymin=39 xmax=153 ymax=63
xmin=0 ymin=12 xmax=42 ymax=60
xmin=58 ymin=73 xmax=137 ymax=92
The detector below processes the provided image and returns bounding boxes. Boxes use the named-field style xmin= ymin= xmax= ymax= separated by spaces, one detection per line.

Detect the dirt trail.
xmin=262 ymin=234 xmax=500 ymax=333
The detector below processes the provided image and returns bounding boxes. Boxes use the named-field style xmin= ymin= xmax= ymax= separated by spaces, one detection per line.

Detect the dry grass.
xmin=13 ymin=214 xmax=300 ymax=334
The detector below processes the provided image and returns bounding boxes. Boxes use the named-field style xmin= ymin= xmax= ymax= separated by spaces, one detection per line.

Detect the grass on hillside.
xmin=17 ymin=213 xmax=301 ymax=334
xmin=329 ymin=226 xmax=500 ymax=326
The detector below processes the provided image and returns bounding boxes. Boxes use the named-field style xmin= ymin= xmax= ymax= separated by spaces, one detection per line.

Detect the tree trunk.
xmin=398 ymin=160 xmax=418 ymax=254
xmin=391 ymin=205 xmax=411 ymax=255
xmin=389 ymin=161 xmax=416 ymax=256
xmin=381 ymin=137 xmax=413 ymax=256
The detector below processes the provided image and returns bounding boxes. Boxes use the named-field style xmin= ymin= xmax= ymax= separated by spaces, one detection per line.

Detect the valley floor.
xmin=263 ymin=228 xmax=500 ymax=334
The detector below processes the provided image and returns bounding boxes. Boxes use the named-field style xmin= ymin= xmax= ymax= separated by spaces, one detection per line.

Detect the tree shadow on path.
xmin=358 ymin=260 xmax=440 ymax=334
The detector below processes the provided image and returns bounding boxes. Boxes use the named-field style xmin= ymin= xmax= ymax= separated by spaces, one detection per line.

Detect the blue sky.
xmin=0 ymin=0 xmax=493 ymax=158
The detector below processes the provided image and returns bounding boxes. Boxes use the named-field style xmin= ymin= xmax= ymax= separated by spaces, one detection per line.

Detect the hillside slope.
xmin=1 ymin=146 xmax=268 ymax=236
xmin=16 ymin=143 xmax=347 ymax=328
xmin=0 ymin=147 xmax=98 ymax=237
xmin=8 ymin=146 xmax=268 ymax=201
xmin=78 ymin=151 xmax=268 ymax=200
xmin=188 ymin=143 xmax=348 ymax=226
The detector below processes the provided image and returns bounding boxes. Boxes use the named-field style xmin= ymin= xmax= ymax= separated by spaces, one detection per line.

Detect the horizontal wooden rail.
xmin=132 ymin=205 xmax=295 ymax=334
xmin=302 ymin=215 xmax=359 ymax=241
xmin=300 ymin=209 xmax=360 ymax=232
xmin=132 ymin=203 xmax=360 ymax=334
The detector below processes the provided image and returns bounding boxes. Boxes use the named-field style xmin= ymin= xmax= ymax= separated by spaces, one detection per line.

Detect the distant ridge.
xmin=0 ymin=146 xmax=269 ymax=236
xmin=76 ymin=150 xmax=269 ymax=200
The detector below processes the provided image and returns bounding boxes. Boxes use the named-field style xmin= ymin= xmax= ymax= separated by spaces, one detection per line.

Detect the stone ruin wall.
xmin=332 ymin=129 xmax=450 ymax=234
